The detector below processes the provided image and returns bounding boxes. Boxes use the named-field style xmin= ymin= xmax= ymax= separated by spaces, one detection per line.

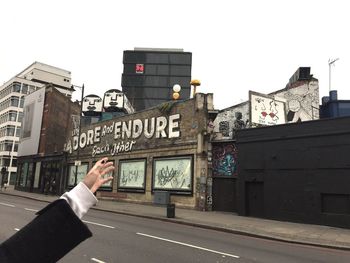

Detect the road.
xmin=1 ymin=195 xmax=350 ymax=263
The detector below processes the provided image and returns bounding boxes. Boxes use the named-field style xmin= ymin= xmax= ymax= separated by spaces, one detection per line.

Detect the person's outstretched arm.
xmin=60 ymin=157 xmax=114 ymax=219
xmin=0 ymin=157 xmax=114 ymax=263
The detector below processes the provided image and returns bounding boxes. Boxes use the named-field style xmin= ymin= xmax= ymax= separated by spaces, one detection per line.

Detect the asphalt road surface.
xmin=1 ymin=194 xmax=350 ymax=263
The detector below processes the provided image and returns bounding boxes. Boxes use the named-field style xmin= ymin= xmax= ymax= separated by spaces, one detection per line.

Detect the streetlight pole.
xmin=71 ymin=84 xmax=85 ymax=186
xmin=328 ymin=58 xmax=339 ymax=92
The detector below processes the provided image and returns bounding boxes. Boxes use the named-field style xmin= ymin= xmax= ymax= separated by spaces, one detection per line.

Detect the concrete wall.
xmin=18 ymin=62 xmax=71 ymax=89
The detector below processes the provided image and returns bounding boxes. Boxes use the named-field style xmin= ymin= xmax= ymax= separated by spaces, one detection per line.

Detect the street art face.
xmin=82 ymin=94 xmax=102 ymax=116
xmin=233 ymin=111 xmax=246 ymax=130
xmin=212 ymin=143 xmax=237 ymax=177
xmin=288 ymin=99 xmax=301 ymax=112
xmin=269 ymin=100 xmax=279 ymax=121
xmin=254 ymin=98 xmax=267 ymax=120
xmin=251 ymin=93 xmax=286 ymax=126
xmin=103 ymin=89 xmax=124 ymax=112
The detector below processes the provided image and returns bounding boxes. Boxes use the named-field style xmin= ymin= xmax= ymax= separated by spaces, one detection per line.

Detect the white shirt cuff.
xmin=60 ymin=182 xmax=97 ymax=219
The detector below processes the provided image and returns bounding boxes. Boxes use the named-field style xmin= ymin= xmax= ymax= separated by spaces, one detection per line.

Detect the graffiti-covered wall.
xmin=213 ymin=79 xmax=319 ymax=139
xmin=212 ymin=142 xmax=238 ymax=177
xmin=213 ymin=102 xmax=249 ymax=139
xmin=272 ymin=80 xmax=319 ymax=122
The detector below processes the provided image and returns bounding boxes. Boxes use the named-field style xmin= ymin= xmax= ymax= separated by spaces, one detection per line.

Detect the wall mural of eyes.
xmin=82 ymin=94 xmax=103 ymax=116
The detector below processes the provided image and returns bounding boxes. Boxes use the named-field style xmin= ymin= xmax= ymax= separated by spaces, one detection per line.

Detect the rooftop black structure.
xmin=320 ymin=90 xmax=350 ymax=118
xmin=121 ymin=48 xmax=192 ymax=111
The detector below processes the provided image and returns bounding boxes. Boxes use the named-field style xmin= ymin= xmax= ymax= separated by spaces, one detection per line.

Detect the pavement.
xmin=1 ymin=187 xmax=350 ymax=251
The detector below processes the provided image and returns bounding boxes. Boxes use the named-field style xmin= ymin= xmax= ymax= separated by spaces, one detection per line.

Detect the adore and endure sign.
xmin=64 ymin=113 xmax=181 ymax=157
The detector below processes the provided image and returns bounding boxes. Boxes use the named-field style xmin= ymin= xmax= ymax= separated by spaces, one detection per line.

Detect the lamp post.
xmin=71 ymin=84 xmax=85 ymax=186
xmin=190 ymin=79 xmax=201 ymax=98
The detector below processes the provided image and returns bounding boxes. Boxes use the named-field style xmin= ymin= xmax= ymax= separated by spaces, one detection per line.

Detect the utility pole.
xmin=328 ymin=58 xmax=339 ymax=92
xmin=71 ymin=84 xmax=85 ymax=186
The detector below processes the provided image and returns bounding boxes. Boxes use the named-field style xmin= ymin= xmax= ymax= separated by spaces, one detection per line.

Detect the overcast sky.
xmin=0 ymin=0 xmax=349 ymax=109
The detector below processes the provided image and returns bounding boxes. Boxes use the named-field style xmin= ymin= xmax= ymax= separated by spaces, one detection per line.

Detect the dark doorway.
xmin=212 ymin=178 xmax=237 ymax=212
xmin=40 ymin=162 xmax=61 ymax=195
xmin=246 ymin=182 xmax=264 ymax=217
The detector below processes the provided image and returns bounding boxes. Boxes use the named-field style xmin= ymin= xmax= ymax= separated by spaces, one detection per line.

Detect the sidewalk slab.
xmin=2 ymin=189 xmax=350 ymax=250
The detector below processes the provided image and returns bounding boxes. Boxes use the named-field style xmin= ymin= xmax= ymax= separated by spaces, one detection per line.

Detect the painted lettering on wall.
xmin=64 ymin=114 xmax=181 ymax=157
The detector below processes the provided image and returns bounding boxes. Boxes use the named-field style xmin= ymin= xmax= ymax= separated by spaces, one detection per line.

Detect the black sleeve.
xmin=0 ymin=199 xmax=92 ymax=263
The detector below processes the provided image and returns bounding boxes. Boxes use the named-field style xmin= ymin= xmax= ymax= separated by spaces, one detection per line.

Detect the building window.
xmin=6 ymin=126 xmax=16 ymax=136
xmin=19 ymin=162 xmax=28 ymax=187
xmin=29 ymin=85 xmax=36 ymax=94
xmin=14 ymin=143 xmax=19 ymax=152
xmin=11 ymin=158 xmax=17 ymax=167
xmin=10 ymin=96 xmax=19 ymax=107
xmin=8 ymin=111 xmax=17 ymax=122
xmin=2 ymin=157 xmax=11 ymax=167
xmin=0 ymin=127 xmax=5 ymax=137
xmin=152 ymin=155 xmax=193 ymax=194
xmin=18 ymin=112 xmax=23 ymax=123
xmin=2 ymin=140 xmax=14 ymax=151
xmin=117 ymin=159 xmax=146 ymax=192
xmin=15 ymin=127 xmax=21 ymax=137
xmin=22 ymin=84 xmax=28 ymax=94
xmin=26 ymin=163 xmax=34 ymax=187
xmin=67 ymin=163 xmax=89 ymax=187
xmin=12 ymin=82 xmax=21 ymax=93
xmin=9 ymin=172 xmax=17 ymax=185
xmin=19 ymin=96 xmax=25 ymax=108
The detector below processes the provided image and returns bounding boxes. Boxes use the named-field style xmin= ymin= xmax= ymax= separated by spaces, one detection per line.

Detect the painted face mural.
xmin=269 ymin=100 xmax=279 ymax=122
xmin=103 ymin=89 xmax=124 ymax=112
xmin=82 ymin=94 xmax=102 ymax=116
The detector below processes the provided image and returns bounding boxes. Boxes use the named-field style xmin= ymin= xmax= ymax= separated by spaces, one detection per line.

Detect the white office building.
xmin=0 ymin=62 xmax=74 ymax=186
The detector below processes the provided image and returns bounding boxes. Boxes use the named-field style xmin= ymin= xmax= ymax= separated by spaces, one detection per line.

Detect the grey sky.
xmin=0 ymin=0 xmax=349 ymax=109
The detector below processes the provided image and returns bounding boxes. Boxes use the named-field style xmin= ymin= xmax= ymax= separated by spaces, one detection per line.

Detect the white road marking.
xmin=24 ymin=208 xmax=39 ymax=212
xmin=0 ymin=202 xmax=15 ymax=207
xmin=83 ymin=220 xmax=115 ymax=229
xmin=14 ymin=228 xmax=20 ymax=231
xmin=91 ymin=257 xmax=106 ymax=263
xmin=137 ymin=232 xmax=240 ymax=259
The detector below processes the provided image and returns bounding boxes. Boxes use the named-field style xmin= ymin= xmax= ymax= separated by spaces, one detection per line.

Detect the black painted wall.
xmin=236 ymin=116 xmax=350 ymax=228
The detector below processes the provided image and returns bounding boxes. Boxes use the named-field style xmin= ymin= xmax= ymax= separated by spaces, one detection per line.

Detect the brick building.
xmin=64 ymin=93 xmax=216 ymax=210
xmin=15 ymin=86 xmax=80 ymax=194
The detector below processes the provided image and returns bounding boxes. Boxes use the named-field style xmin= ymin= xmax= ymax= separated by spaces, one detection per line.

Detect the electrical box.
xmin=154 ymin=191 xmax=170 ymax=205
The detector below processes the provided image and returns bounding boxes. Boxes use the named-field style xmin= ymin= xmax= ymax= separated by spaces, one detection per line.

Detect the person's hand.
xmin=83 ymin=157 xmax=115 ymax=193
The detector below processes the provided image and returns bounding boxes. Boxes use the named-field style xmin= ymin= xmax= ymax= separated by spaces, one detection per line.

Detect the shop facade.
xmin=65 ymin=93 xmax=216 ymax=210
